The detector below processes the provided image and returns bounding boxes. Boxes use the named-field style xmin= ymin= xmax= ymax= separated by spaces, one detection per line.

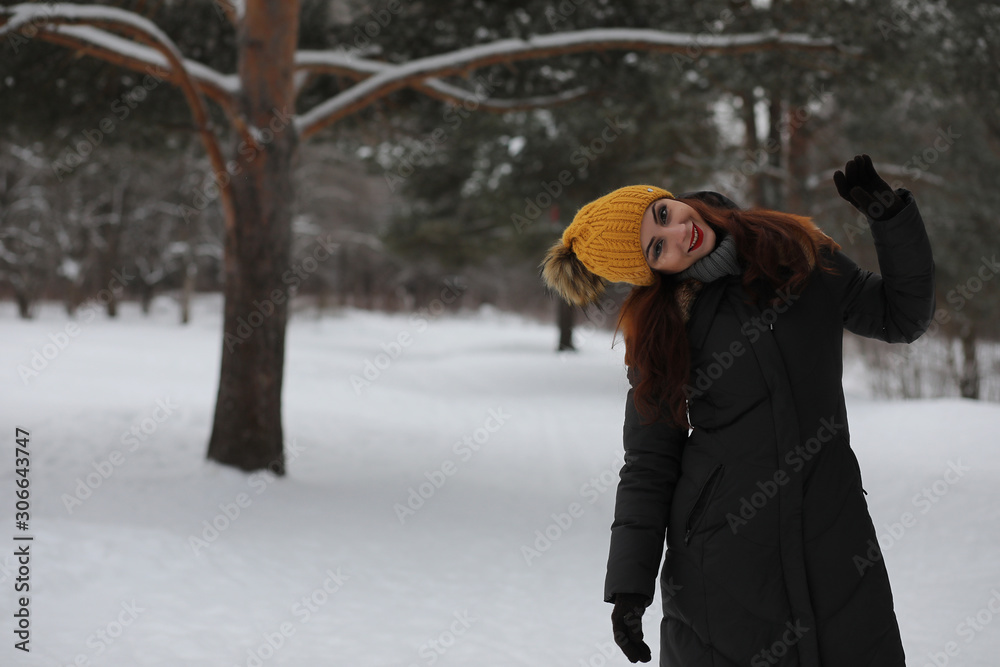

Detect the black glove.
xmin=611 ymin=593 xmax=652 ymax=663
xmin=833 ymin=154 xmax=905 ymax=221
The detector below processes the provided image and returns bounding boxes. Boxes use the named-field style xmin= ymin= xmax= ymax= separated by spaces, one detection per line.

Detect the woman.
xmin=540 ymin=155 xmax=935 ymax=666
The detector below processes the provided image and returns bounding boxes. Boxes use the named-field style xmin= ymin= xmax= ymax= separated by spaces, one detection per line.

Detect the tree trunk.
xmin=785 ymin=95 xmax=809 ymax=215
xmin=762 ymin=89 xmax=785 ymax=210
xmin=206 ymin=0 xmax=300 ymax=474
xmin=180 ymin=261 xmax=196 ymax=325
xmin=105 ymin=274 xmax=119 ymax=316
xmin=105 ymin=175 xmax=127 ymax=318
xmin=739 ymin=87 xmax=763 ymax=208
xmin=315 ymin=277 xmax=328 ymax=318
xmin=958 ymin=327 xmax=980 ymax=399
xmin=557 ymin=299 xmax=575 ymax=351
xmin=15 ymin=286 xmax=32 ymax=319
xmin=140 ymin=282 xmax=154 ymax=314
xmin=64 ymin=284 xmax=79 ymax=316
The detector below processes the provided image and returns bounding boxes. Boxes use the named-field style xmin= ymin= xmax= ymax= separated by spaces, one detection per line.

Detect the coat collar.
xmin=675 ymin=225 xmax=821 ymax=348
xmin=678 ymin=276 xmax=729 ymax=350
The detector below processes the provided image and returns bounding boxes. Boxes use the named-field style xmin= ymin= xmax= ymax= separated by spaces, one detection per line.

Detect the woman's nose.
xmin=671 ymin=224 xmax=687 ymax=244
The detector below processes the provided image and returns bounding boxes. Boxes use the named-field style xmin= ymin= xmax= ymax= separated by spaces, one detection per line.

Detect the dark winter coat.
xmin=604 ymin=189 xmax=935 ymax=666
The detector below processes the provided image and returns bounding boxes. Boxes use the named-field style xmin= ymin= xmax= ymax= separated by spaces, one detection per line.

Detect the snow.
xmin=0 ymin=297 xmax=998 ymax=666
xmin=56 ymin=258 xmax=81 ymax=282
xmin=6 ymin=145 xmax=47 ymax=171
xmin=227 ymin=0 xmax=246 ymax=22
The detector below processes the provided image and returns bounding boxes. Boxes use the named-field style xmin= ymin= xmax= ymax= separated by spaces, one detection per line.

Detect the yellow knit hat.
xmin=540 ymin=185 xmax=673 ymax=305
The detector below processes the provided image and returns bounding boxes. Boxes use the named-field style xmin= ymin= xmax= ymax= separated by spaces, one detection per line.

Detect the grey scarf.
xmin=674 ymin=230 xmax=742 ymax=283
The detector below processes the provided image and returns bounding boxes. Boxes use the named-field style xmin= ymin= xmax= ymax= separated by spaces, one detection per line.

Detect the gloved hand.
xmin=833 ymin=154 xmax=906 ymax=221
xmin=611 ymin=593 xmax=652 ymax=663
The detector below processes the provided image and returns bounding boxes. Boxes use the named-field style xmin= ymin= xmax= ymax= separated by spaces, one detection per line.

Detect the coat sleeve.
xmin=604 ymin=366 xmax=687 ymax=606
xmin=819 ymin=188 xmax=936 ymax=343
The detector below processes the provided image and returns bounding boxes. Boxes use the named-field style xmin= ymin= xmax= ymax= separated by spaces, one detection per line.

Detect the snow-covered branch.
xmin=2 ymin=7 xmax=853 ymax=168
xmin=0 ymin=3 xmax=235 ymax=233
xmin=294 ymin=50 xmax=386 ymax=79
xmin=214 ymin=0 xmax=245 ymax=28
xmin=295 ymin=50 xmax=590 ymax=112
xmin=423 ymin=80 xmax=590 ymax=110
xmin=296 ymin=28 xmax=851 ymax=139
xmin=40 ymin=24 xmax=259 ymax=148
xmin=46 ymin=25 xmax=239 ymax=105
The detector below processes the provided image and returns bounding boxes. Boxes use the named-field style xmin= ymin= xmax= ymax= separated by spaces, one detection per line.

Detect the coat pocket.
xmin=684 ymin=463 xmax=724 ymax=545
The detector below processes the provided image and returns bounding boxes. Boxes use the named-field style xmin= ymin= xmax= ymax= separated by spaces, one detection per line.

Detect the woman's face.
xmin=638 ymin=198 xmax=717 ymax=274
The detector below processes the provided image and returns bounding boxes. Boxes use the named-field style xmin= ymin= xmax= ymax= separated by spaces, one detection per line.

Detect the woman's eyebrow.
xmin=644 ymin=203 xmax=663 ymax=261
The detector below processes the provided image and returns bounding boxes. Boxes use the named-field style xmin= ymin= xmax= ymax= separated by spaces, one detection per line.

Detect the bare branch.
xmin=296 ymin=28 xmax=854 ymax=139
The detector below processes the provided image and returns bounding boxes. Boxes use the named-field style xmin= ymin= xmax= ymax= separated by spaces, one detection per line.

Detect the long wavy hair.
xmin=615 ymin=196 xmax=842 ymax=428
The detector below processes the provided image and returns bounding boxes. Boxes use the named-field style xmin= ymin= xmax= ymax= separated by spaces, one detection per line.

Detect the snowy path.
xmin=0 ymin=298 xmax=998 ymax=666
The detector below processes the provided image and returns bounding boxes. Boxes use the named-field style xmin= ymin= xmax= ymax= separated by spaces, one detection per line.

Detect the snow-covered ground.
xmin=1 ymin=296 xmax=998 ymax=667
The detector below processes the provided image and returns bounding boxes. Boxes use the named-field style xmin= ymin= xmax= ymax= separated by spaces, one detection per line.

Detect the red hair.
xmin=614 ymin=197 xmax=842 ymax=427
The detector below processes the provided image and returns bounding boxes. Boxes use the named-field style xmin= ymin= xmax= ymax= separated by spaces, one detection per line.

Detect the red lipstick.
xmin=688 ymin=223 xmax=703 ymax=252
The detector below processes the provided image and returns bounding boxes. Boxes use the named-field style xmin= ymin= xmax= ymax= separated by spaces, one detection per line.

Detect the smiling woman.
xmin=639 ymin=198 xmax=717 ymax=273
xmin=538 ymin=155 xmax=937 ymax=667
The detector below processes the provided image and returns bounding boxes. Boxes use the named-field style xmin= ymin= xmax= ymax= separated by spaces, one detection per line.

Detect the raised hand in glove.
xmin=833 ymin=154 xmax=906 ymax=221
xmin=611 ymin=593 xmax=652 ymax=663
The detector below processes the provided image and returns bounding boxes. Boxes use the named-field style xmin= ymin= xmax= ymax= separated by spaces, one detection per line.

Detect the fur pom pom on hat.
xmin=540 ymin=185 xmax=672 ymax=306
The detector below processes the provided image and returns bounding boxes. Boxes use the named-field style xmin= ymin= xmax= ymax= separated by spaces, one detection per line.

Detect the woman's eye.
xmin=654 ymin=240 xmax=662 ymax=259
xmin=658 ymin=206 xmax=667 ymax=224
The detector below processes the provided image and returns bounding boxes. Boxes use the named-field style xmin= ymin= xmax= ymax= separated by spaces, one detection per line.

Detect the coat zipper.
xmin=685 ymin=463 xmax=724 ymax=545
